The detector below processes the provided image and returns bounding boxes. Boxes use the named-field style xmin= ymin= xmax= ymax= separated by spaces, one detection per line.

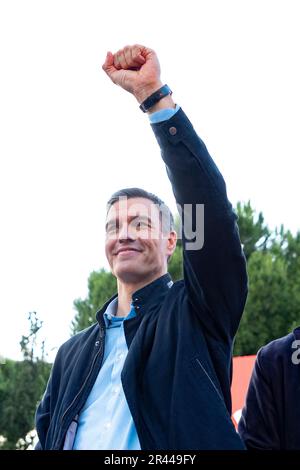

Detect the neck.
xmin=116 ymin=272 xmax=166 ymax=317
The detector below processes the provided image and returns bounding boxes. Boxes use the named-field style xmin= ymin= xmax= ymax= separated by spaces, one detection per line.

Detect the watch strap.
xmin=139 ymin=84 xmax=172 ymax=113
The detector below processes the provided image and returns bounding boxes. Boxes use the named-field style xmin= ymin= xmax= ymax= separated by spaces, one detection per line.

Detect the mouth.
xmin=115 ymin=248 xmax=142 ymax=256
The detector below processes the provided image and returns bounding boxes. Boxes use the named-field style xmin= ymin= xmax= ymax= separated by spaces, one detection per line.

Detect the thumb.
xmin=102 ymin=51 xmax=115 ymax=75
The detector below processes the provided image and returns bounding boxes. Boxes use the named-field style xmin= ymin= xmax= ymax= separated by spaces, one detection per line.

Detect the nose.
xmin=118 ymin=223 xmax=136 ymax=242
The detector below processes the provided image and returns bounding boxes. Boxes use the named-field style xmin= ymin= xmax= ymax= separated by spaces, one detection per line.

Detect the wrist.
xmin=136 ymin=83 xmax=175 ymax=114
xmin=134 ymin=81 xmax=164 ymax=104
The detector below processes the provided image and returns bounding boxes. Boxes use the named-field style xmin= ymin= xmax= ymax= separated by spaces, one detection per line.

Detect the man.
xmin=35 ymin=44 xmax=248 ymax=450
xmin=238 ymin=327 xmax=300 ymax=449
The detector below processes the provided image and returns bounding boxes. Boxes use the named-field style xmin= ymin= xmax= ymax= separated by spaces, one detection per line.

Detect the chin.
xmin=114 ymin=264 xmax=148 ymax=284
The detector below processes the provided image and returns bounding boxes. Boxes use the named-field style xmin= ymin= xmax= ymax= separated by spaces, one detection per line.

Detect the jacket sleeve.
xmin=151 ymin=107 xmax=248 ymax=343
xmin=34 ymin=343 xmax=64 ymax=450
xmin=34 ymin=372 xmax=53 ymax=450
xmin=238 ymin=347 xmax=281 ymax=449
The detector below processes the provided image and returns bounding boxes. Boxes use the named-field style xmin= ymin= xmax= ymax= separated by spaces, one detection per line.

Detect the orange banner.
xmin=231 ymin=355 xmax=256 ymax=428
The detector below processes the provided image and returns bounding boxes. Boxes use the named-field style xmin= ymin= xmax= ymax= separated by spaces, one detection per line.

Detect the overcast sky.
xmin=1 ymin=0 xmax=299 ymax=361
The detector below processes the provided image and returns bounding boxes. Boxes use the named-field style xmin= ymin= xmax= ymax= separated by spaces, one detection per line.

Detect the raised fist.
xmin=102 ymin=44 xmax=163 ymax=103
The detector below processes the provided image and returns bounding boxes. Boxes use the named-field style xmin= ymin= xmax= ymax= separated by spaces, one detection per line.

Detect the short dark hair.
xmin=106 ymin=187 xmax=175 ymax=233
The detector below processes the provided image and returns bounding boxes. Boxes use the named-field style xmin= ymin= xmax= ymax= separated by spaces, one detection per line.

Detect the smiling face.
xmin=105 ymin=197 xmax=177 ymax=286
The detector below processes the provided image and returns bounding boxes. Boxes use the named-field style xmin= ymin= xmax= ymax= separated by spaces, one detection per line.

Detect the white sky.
xmin=0 ymin=0 xmax=299 ymax=361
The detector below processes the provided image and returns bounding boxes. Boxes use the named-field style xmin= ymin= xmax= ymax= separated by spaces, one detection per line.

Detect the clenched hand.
xmin=102 ymin=44 xmax=163 ymax=104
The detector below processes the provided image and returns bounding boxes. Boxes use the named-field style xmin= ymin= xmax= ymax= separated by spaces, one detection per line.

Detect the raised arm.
xmin=102 ymin=44 xmax=248 ymax=345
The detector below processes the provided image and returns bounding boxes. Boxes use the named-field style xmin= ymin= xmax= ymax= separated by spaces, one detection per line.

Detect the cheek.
xmin=105 ymin=239 xmax=114 ymax=262
xmin=144 ymin=240 xmax=163 ymax=260
xmin=155 ymin=239 xmax=168 ymax=260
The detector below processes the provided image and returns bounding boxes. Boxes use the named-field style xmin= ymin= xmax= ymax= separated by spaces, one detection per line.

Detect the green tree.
xmin=72 ymin=269 xmax=117 ymax=334
xmin=283 ymin=230 xmax=300 ymax=282
xmin=0 ymin=312 xmax=51 ymax=450
xmin=234 ymin=228 xmax=300 ymax=355
xmin=233 ymin=202 xmax=300 ymax=355
xmin=236 ymin=200 xmax=270 ymax=260
xmin=234 ymin=250 xmax=289 ymax=355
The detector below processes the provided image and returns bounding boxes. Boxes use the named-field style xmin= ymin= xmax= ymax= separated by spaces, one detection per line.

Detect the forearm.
xmin=150 ymin=107 xmax=228 ymax=209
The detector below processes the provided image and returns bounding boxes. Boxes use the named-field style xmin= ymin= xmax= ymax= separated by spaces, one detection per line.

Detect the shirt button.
xmin=104 ymin=422 xmax=111 ymax=430
xmin=169 ymin=126 xmax=177 ymax=135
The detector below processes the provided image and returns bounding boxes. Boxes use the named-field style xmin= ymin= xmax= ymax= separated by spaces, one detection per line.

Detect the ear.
xmin=166 ymin=230 xmax=177 ymax=257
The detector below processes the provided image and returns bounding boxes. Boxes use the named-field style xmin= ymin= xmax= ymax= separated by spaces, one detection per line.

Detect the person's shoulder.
xmin=258 ymin=328 xmax=299 ymax=366
xmin=171 ymin=278 xmax=184 ymax=288
xmin=61 ymin=322 xmax=99 ymax=350
xmin=54 ymin=322 xmax=99 ymax=363
xmin=167 ymin=278 xmax=185 ymax=297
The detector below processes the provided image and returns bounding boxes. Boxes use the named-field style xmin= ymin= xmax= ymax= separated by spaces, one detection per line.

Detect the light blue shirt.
xmin=73 ymin=104 xmax=180 ymax=450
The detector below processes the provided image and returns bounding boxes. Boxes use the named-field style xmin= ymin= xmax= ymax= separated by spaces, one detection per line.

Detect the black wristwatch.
xmin=139 ymin=84 xmax=172 ymax=113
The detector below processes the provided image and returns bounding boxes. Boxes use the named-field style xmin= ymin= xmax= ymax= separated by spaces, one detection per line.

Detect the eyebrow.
xmin=105 ymin=215 xmax=153 ymax=231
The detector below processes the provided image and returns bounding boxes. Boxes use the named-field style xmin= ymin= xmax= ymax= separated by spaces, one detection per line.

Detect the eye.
xmin=106 ymin=222 xmax=118 ymax=234
xmin=136 ymin=220 xmax=149 ymax=229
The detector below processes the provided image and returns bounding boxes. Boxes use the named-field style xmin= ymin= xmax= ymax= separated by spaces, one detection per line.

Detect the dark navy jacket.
xmin=238 ymin=327 xmax=300 ymax=449
xmin=35 ymin=108 xmax=248 ymax=450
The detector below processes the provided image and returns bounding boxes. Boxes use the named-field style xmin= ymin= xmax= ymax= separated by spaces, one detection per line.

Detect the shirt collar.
xmin=96 ymin=273 xmax=173 ymax=326
xmin=103 ymin=297 xmax=137 ymax=328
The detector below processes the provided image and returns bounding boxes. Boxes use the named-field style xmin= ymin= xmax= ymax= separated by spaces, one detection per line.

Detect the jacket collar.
xmin=131 ymin=273 xmax=173 ymax=312
xmin=96 ymin=273 xmax=173 ymax=325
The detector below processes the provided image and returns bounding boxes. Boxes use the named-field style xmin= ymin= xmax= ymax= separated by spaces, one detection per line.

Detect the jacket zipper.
xmin=53 ymin=326 xmax=105 ymax=449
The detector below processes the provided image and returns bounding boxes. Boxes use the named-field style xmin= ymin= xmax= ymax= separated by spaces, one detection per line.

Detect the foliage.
xmin=235 ymin=200 xmax=270 ymax=260
xmin=0 ymin=313 xmax=51 ymax=450
xmin=71 ymin=269 xmax=117 ymax=334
